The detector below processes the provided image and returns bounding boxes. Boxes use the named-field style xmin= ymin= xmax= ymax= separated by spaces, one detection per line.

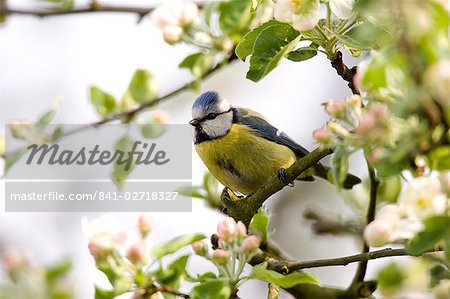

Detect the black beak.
xmin=189 ymin=119 xmax=200 ymax=127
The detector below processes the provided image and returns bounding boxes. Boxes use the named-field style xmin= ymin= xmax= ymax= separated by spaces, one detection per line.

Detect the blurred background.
xmin=0 ymin=1 xmax=391 ymax=298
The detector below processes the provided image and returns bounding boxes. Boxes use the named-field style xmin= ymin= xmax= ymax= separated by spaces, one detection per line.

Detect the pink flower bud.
xmin=192 ymin=239 xmax=208 ymax=256
xmin=236 ymin=221 xmax=247 ymax=239
xmin=138 ymin=215 xmax=152 ymax=238
xmin=217 ymin=217 xmax=237 ymax=243
xmin=127 ymin=242 xmax=147 ymax=264
xmin=241 ymin=235 xmax=261 ymax=254
xmin=313 ymin=128 xmax=331 ymax=144
xmin=88 ymin=242 xmax=103 ymax=261
xmin=151 ymin=6 xmax=178 ymax=29
xmin=179 ymin=2 xmax=199 ymax=26
xmin=211 ymin=249 xmax=229 ymax=265
xmin=2 ymin=249 xmax=27 ymax=274
xmin=162 ymin=26 xmax=183 ymax=44
xmin=363 ymin=220 xmax=393 ymax=247
xmin=356 ymin=104 xmax=389 ymax=143
xmin=323 ymin=100 xmax=347 ymax=118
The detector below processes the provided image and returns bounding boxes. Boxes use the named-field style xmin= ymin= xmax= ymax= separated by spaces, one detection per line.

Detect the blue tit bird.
xmin=189 ymin=91 xmax=360 ymax=196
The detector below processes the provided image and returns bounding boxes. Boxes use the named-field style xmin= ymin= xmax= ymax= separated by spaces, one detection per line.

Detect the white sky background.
xmin=0 ymin=1 xmax=408 ymax=298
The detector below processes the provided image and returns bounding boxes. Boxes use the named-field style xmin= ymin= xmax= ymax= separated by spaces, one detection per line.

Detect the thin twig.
xmin=253 ymin=247 xmax=434 ymax=273
xmin=350 ymin=161 xmax=379 ymax=286
xmin=330 ymin=51 xmax=359 ymax=95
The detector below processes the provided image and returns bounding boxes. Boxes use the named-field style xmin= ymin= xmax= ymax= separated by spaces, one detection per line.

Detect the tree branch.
xmin=2 ymin=5 xmax=155 ymax=19
xmin=330 ymin=51 xmax=359 ymax=95
xmin=350 ymin=161 xmax=379 ymax=287
xmin=1 ymin=55 xmax=239 ymax=160
xmin=221 ymin=147 xmax=333 ymax=225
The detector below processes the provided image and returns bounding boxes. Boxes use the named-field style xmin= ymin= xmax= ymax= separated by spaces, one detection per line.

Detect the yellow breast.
xmin=194 ymin=124 xmax=297 ymax=195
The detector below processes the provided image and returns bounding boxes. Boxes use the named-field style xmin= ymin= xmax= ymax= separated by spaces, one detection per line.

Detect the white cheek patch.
xmin=201 ymin=112 xmax=233 ymax=138
xmin=216 ymin=98 xmax=231 ymax=113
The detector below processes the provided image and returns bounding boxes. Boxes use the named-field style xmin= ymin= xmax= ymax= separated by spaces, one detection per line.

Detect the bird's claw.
xmin=278 ymin=168 xmax=294 ymax=187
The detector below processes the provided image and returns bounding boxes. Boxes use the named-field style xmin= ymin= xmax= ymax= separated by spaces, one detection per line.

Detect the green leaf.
xmin=153 ymin=255 xmax=189 ymax=290
xmin=247 ymin=22 xmax=300 ymax=81
xmin=51 ymin=125 xmax=64 ymax=142
xmin=141 ymin=124 xmax=166 ymax=139
xmin=250 ymin=263 xmax=319 ymax=287
xmin=112 ymin=136 xmax=135 ymax=189
xmin=377 ymin=175 xmax=402 ymax=204
xmin=177 ymin=186 xmax=207 ymax=199
xmin=94 ymin=287 xmax=115 ymax=299
xmin=179 ymin=53 xmax=214 ymax=79
xmin=151 ymin=233 xmax=206 ymax=259
xmin=340 ymin=22 xmax=392 ymax=50
xmin=407 ymin=215 xmax=450 ymax=256
xmin=235 ymin=20 xmax=288 ymax=61
xmin=376 ymin=262 xmax=405 ymax=291
xmin=190 ymin=279 xmax=231 ymax=299
xmin=186 ymin=272 xmax=218 ymax=283
xmin=218 ymin=0 xmax=251 ymax=34
xmin=89 ymin=86 xmax=116 ymax=116
xmin=361 ymin=56 xmax=387 ymax=91
xmin=4 ymin=149 xmax=26 ymax=174
xmin=128 ymin=69 xmax=158 ymax=103
xmin=250 ymin=207 xmax=270 ymax=241
xmin=36 ymin=109 xmax=56 ymax=129
xmin=428 ymin=146 xmax=450 ymax=170
xmin=330 ymin=146 xmax=349 ymax=189
xmin=45 ymin=258 xmax=72 ymax=282
xmin=429 ymin=264 xmax=450 ymax=288
xmin=287 ymin=43 xmax=319 ymax=62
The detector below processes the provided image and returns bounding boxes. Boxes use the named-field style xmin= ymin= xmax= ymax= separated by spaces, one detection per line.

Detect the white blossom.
xmin=273 ymin=0 xmax=320 ymax=31
xmin=329 ymin=0 xmax=355 ymax=19
xmin=397 ymin=176 xmax=447 ymax=220
xmin=82 ymin=215 xmax=128 ymax=252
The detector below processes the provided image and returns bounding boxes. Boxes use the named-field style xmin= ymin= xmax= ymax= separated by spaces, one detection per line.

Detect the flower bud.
xmin=2 ymin=249 xmax=27 ymax=275
xmin=219 ymin=37 xmax=234 ymax=53
xmin=127 ymin=242 xmax=147 ymax=264
xmin=9 ymin=119 xmax=33 ymax=140
xmin=179 ymin=2 xmax=199 ymax=26
xmin=151 ymin=6 xmax=178 ymax=29
xmin=346 ymin=94 xmax=362 ymax=110
xmin=241 ymin=235 xmax=261 ymax=254
xmin=211 ymin=249 xmax=229 ymax=265
xmin=236 ymin=221 xmax=247 ymax=239
xmin=313 ymin=128 xmax=331 ymax=144
xmin=88 ymin=242 xmax=104 ymax=261
xmin=217 ymin=217 xmax=237 ymax=243
xmin=323 ymin=100 xmax=347 ymax=119
xmin=162 ymin=26 xmax=183 ymax=44
xmin=192 ymin=239 xmax=208 ymax=256
xmin=363 ymin=219 xmax=393 ymax=247
xmin=138 ymin=215 xmax=152 ymax=238
xmin=326 ymin=121 xmax=350 ymax=137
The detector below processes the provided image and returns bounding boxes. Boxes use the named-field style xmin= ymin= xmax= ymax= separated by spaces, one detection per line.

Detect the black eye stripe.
xmin=200 ymin=108 xmax=231 ymax=122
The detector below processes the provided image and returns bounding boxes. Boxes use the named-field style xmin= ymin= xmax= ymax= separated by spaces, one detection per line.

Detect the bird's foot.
xmin=278 ymin=168 xmax=294 ymax=187
xmin=221 ymin=187 xmax=244 ymax=203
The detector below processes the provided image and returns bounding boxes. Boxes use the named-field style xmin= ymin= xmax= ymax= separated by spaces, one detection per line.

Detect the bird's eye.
xmin=206 ymin=113 xmax=217 ymax=119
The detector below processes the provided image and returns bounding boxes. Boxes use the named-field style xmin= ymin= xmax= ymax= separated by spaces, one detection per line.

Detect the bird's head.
xmin=190 ymin=91 xmax=233 ymax=140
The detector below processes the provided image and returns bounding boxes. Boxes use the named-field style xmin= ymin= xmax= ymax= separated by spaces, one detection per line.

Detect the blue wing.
xmin=233 ymin=107 xmax=310 ymax=158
